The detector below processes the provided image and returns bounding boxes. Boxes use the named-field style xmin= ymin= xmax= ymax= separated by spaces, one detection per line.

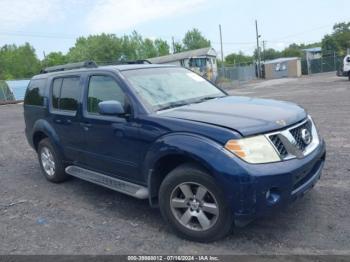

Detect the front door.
xmin=80 ymin=74 xmax=142 ymax=184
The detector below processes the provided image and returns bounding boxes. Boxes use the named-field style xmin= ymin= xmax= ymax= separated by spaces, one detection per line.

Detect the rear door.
xmin=49 ymin=76 xmax=85 ymax=163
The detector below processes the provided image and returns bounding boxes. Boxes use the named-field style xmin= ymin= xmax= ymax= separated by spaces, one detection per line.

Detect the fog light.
xmin=266 ymin=188 xmax=280 ymax=205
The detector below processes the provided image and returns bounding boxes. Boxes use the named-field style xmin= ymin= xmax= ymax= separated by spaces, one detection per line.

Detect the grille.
xmin=289 ymin=120 xmax=312 ymax=151
xmin=269 ymin=135 xmax=288 ymax=158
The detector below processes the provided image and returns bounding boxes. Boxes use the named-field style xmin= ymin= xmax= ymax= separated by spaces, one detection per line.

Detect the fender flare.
xmin=31 ymin=119 xmax=63 ymax=155
xmin=142 ymin=132 xmax=238 ymax=205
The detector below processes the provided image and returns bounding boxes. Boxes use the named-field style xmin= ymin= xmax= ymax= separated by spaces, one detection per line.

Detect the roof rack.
xmin=125 ymin=59 xmax=152 ymax=64
xmin=41 ymin=61 xmax=98 ymax=74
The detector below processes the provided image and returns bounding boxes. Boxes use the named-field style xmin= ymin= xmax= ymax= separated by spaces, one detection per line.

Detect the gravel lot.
xmin=0 ymin=72 xmax=349 ymax=255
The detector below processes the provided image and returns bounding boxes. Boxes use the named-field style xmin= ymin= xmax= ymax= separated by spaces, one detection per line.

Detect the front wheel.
xmin=159 ymin=164 xmax=233 ymax=242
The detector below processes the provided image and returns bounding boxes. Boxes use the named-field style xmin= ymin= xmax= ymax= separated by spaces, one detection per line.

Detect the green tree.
xmin=182 ymin=28 xmax=211 ymax=51
xmin=67 ymin=33 xmax=124 ymax=63
xmin=225 ymin=51 xmax=253 ymax=65
xmin=42 ymin=52 xmax=67 ymax=67
xmin=281 ymin=45 xmax=303 ymax=57
xmin=321 ymin=35 xmax=339 ymax=54
xmin=262 ymin=48 xmax=281 ymax=60
xmin=173 ymin=41 xmax=184 ymax=53
xmin=66 ymin=32 xmax=170 ymax=63
xmin=0 ymin=43 xmax=41 ymax=80
xmin=154 ymin=39 xmax=170 ymax=56
xmin=321 ymin=22 xmax=350 ymax=55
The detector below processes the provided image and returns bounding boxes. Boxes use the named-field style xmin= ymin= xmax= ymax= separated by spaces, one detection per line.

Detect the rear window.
xmin=51 ymin=77 xmax=80 ymax=112
xmin=24 ymin=79 xmax=47 ymax=106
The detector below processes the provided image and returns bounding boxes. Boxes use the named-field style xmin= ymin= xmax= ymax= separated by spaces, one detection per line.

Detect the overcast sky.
xmin=0 ymin=0 xmax=349 ymax=59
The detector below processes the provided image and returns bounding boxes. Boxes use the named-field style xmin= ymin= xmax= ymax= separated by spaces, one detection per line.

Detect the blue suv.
xmin=24 ymin=61 xmax=326 ymax=242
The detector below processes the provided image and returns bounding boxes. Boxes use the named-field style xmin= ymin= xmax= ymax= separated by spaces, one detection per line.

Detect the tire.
xmin=37 ymin=138 xmax=69 ymax=183
xmin=348 ymin=72 xmax=350 ymax=81
xmin=159 ymin=163 xmax=233 ymax=242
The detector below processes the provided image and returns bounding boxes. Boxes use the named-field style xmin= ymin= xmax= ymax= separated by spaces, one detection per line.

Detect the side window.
xmin=87 ymin=75 xmax=125 ymax=114
xmin=60 ymin=78 xmax=80 ymax=111
xmin=52 ymin=78 xmax=62 ymax=109
xmin=51 ymin=77 xmax=80 ymax=112
xmin=24 ymin=79 xmax=47 ymax=106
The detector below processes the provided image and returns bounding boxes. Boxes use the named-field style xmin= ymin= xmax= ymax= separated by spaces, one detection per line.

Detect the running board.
xmin=65 ymin=166 xmax=149 ymax=199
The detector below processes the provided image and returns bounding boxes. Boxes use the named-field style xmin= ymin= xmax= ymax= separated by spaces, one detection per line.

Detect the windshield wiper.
xmin=193 ymin=95 xmax=225 ymax=104
xmin=157 ymin=102 xmax=189 ymax=111
xmin=157 ymin=96 xmax=225 ymax=111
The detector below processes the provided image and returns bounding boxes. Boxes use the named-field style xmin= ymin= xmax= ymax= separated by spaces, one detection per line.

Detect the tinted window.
xmin=24 ymin=79 xmax=47 ymax=106
xmin=52 ymin=78 xmax=62 ymax=109
xmin=87 ymin=76 xmax=125 ymax=114
xmin=60 ymin=78 xmax=80 ymax=111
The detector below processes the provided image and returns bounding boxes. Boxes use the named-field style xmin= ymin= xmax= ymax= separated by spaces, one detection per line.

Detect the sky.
xmin=0 ymin=0 xmax=349 ymax=59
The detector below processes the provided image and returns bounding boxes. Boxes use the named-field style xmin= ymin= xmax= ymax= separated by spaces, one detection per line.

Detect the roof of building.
xmin=264 ymin=57 xmax=300 ymax=65
xmin=302 ymin=47 xmax=322 ymax=53
xmin=148 ymin=47 xmax=217 ymax=64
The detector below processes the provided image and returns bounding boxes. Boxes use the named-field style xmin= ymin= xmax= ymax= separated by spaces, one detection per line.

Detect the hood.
xmin=158 ymin=96 xmax=307 ymax=136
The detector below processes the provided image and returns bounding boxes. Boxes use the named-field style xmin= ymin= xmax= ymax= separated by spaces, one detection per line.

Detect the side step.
xmin=65 ymin=166 xmax=149 ymax=199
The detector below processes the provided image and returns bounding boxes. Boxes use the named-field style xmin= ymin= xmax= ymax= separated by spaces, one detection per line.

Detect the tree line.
xmin=225 ymin=22 xmax=350 ymax=66
xmin=0 ymin=29 xmax=210 ymax=80
xmin=0 ymin=22 xmax=349 ymax=79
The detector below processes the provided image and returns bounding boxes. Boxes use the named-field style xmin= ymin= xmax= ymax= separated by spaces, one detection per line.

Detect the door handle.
xmin=54 ymin=119 xmax=62 ymax=124
xmin=80 ymin=122 xmax=92 ymax=131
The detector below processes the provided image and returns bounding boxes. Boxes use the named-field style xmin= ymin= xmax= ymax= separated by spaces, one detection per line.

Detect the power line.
xmin=0 ymin=30 xmax=78 ymax=39
xmin=269 ymin=24 xmax=334 ymax=42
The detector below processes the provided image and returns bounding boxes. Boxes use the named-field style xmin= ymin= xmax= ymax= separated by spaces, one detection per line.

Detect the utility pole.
xmin=255 ymin=20 xmax=261 ymax=78
xmin=262 ymin=40 xmax=266 ymax=62
xmin=219 ymin=24 xmax=224 ymax=71
xmin=172 ymin=36 xmax=176 ymax=54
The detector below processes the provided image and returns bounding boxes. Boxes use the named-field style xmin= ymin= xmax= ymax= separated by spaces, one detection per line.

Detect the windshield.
xmin=122 ymin=67 xmax=225 ymax=111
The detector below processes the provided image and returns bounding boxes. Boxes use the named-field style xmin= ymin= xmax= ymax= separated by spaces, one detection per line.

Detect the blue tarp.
xmin=6 ymin=80 xmax=30 ymax=100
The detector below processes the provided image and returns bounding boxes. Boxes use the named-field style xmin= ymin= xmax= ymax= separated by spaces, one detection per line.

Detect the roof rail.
xmin=125 ymin=59 xmax=152 ymax=64
xmin=41 ymin=61 xmax=98 ymax=73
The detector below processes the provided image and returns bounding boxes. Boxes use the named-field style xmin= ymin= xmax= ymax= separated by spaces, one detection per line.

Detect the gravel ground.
xmin=0 ymin=72 xmax=349 ymax=255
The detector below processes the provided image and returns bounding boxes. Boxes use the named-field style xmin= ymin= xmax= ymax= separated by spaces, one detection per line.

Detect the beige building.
xmin=148 ymin=47 xmax=218 ymax=81
xmin=264 ymin=57 xmax=302 ymax=79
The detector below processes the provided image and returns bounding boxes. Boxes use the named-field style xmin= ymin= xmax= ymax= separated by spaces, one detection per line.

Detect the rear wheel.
xmin=38 ymin=138 xmax=69 ymax=183
xmin=159 ymin=163 xmax=233 ymax=242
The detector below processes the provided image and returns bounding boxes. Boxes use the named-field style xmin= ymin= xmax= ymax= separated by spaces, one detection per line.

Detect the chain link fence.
xmin=301 ymin=53 xmax=343 ymax=75
xmin=218 ymin=64 xmax=257 ymax=83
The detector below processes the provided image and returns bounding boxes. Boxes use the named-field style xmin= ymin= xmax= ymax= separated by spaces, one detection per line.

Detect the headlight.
xmin=224 ymin=135 xmax=281 ymax=164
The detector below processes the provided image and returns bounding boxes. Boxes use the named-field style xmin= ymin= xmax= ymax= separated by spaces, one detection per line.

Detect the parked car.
xmin=337 ymin=55 xmax=350 ymax=80
xmin=24 ymin=61 xmax=326 ymax=242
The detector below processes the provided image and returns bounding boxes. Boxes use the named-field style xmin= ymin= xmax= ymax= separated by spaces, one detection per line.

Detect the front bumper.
xmin=223 ymin=139 xmax=326 ymax=226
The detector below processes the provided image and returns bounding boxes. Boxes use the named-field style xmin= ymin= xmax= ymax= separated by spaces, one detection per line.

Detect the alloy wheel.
xmin=170 ymin=182 xmax=219 ymax=231
xmin=40 ymin=147 xmax=56 ymax=176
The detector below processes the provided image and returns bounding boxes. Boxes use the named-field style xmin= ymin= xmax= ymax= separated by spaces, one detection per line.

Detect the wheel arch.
xmin=144 ymin=133 xmax=233 ymax=207
xmin=31 ymin=119 xmax=63 ymax=155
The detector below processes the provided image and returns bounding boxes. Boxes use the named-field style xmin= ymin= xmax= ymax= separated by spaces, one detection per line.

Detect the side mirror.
xmin=98 ymin=100 xmax=125 ymax=116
